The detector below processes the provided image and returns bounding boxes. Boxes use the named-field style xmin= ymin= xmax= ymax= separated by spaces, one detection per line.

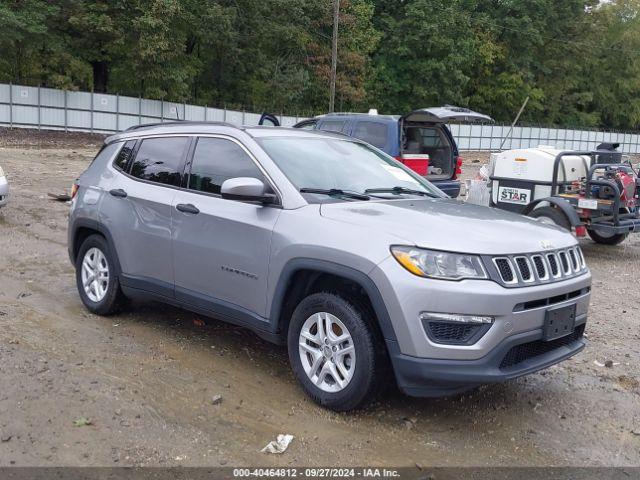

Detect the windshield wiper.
xmin=299 ymin=188 xmax=370 ymax=201
xmin=364 ymin=186 xmax=438 ymax=198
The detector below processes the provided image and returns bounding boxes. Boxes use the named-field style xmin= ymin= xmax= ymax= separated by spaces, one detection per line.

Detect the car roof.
xmin=104 ymin=122 xmax=353 ymax=144
xmin=318 ymin=113 xmax=400 ymax=122
xmin=244 ymin=126 xmax=349 ymax=139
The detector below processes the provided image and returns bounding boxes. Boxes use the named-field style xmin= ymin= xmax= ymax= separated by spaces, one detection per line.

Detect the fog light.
xmin=419 ymin=312 xmax=494 ymax=324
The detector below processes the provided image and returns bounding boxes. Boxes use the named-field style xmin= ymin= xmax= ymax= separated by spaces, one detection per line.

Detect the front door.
xmin=171 ymin=136 xmax=281 ymax=321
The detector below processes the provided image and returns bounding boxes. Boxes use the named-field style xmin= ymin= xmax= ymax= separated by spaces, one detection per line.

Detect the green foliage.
xmin=1 ymin=0 xmax=640 ymax=128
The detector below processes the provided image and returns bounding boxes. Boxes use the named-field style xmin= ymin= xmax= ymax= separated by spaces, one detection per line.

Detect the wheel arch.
xmin=69 ymin=218 xmax=122 ymax=275
xmin=522 ymin=197 xmax=581 ymax=227
xmin=269 ymin=259 xmax=397 ymax=343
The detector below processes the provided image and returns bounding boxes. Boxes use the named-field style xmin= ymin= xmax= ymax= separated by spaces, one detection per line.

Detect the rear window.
xmin=130 ymin=137 xmax=189 ymax=186
xmin=352 ymin=121 xmax=388 ymax=149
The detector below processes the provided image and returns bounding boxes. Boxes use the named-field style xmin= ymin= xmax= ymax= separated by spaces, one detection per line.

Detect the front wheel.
xmin=587 ymin=228 xmax=628 ymax=245
xmin=287 ymin=292 xmax=384 ymax=411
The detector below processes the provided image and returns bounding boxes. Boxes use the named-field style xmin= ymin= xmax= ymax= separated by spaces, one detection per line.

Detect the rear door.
xmin=100 ymin=136 xmax=191 ymax=297
xmin=171 ymin=136 xmax=281 ymax=320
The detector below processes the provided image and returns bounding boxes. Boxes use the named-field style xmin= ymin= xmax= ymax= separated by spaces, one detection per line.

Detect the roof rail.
xmin=125 ymin=120 xmax=237 ymax=131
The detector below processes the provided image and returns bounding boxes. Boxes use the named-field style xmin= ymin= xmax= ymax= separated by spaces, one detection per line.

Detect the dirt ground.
xmin=0 ymin=129 xmax=639 ymax=468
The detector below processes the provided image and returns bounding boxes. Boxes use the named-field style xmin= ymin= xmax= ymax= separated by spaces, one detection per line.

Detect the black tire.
xmin=75 ymin=234 xmax=127 ymax=315
xmin=287 ymin=292 xmax=384 ymax=411
xmin=587 ymin=228 xmax=628 ymax=245
xmin=528 ymin=206 xmax=571 ymax=230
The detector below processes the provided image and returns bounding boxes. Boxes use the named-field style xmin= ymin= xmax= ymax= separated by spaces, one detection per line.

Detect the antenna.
xmin=500 ymin=96 xmax=529 ymax=150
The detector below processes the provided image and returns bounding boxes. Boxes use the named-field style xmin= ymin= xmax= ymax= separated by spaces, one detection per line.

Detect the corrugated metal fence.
xmin=2 ymin=82 xmax=640 ymax=153
xmin=0 ymin=83 xmax=303 ymax=134
xmin=447 ymin=123 xmax=640 ymax=153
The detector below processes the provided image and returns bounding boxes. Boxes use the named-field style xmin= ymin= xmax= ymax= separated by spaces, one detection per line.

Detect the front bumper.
xmin=369 ymin=255 xmax=591 ymax=395
xmin=0 ymin=176 xmax=9 ymax=207
xmin=370 ymin=256 xmax=591 ymax=359
xmin=387 ymin=319 xmax=586 ymax=397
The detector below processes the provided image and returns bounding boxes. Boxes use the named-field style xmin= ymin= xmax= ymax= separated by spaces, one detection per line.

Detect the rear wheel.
xmin=75 ymin=234 xmax=127 ymax=315
xmin=287 ymin=292 xmax=383 ymax=411
xmin=528 ymin=206 xmax=571 ymax=230
xmin=587 ymin=228 xmax=628 ymax=245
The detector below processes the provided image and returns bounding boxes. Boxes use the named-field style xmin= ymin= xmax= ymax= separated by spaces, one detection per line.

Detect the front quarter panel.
xmin=266 ymin=205 xmax=402 ymax=320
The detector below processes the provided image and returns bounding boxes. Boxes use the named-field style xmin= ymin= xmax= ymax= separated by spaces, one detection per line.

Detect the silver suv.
xmin=68 ymin=122 xmax=591 ymax=411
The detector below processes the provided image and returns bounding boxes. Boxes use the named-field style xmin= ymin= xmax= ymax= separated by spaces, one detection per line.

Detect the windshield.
xmin=257 ymin=137 xmax=445 ymax=202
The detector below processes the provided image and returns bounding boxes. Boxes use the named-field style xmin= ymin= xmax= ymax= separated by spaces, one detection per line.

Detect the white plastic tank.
xmin=490 ymin=145 xmax=589 ymax=207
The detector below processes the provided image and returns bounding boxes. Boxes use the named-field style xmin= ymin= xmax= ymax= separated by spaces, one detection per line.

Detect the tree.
xmin=2 ymin=0 xmax=640 ymax=129
xmin=588 ymin=0 xmax=640 ymax=129
xmin=0 ymin=1 xmax=60 ymax=85
xmin=367 ymin=0 xmax=479 ymax=113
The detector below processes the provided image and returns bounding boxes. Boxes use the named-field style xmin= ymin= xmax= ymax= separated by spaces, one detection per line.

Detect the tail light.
xmin=70 ymin=181 xmax=79 ymax=200
xmin=395 ymin=154 xmax=430 ymax=176
xmin=575 ymin=225 xmax=587 ymax=237
xmin=453 ymin=156 xmax=463 ymax=180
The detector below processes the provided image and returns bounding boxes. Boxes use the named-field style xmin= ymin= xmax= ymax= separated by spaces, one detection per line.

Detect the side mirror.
xmin=220 ymin=177 xmax=276 ymax=204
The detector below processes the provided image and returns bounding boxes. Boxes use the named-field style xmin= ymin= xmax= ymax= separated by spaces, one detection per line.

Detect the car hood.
xmin=320 ymin=199 xmax=577 ymax=255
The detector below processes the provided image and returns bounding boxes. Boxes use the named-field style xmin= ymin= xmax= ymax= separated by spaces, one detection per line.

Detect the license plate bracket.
xmin=544 ymin=304 xmax=576 ymax=341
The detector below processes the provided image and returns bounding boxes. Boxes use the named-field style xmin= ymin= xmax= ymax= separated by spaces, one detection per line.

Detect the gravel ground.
xmin=0 ymin=129 xmax=638 ymax=467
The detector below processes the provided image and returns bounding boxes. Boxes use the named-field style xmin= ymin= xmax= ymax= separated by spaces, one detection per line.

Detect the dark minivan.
xmin=260 ymin=106 xmax=493 ymax=198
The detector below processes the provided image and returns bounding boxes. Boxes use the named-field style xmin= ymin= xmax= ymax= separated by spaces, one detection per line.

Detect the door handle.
xmin=109 ymin=188 xmax=128 ymax=198
xmin=176 ymin=203 xmax=200 ymax=214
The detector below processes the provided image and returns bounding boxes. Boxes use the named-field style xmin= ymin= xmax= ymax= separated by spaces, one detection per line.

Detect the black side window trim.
xmin=108 ymin=134 xmax=281 ymax=206
xmin=113 ymin=136 xmax=194 ymax=191
xmin=181 ymin=136 xmax=197 ymax=189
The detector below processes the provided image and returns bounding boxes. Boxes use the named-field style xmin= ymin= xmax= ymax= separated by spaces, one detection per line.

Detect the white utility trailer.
xmin=485 ymin=144 xmax=640 ymax=245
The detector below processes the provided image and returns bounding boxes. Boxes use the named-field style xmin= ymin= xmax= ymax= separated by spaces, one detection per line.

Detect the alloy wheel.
xmin=298 ymin=312 xmax=356 ymax=393
xmin=81 ymin=247 xmax=109 ymax=303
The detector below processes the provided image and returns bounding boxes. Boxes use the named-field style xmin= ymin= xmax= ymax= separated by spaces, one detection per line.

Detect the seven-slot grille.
xmin=491 ymin=246 xmax=586 ymax=287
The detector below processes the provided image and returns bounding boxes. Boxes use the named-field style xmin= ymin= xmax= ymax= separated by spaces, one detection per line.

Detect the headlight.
xmin=391 ymin=246 xmax=487 ymax=280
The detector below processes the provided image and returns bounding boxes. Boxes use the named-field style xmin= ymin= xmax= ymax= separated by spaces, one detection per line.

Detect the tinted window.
xmin=352 ymin=121 xmax=388 ymax=149
xmin=319 ymin=120 xmax=347 ymax=133
xmin=188 ymin=138 xmax=266 ymax=195
xmin=130 ymin=137 xmax=189 ymax=186
xmin=113 ymin=140 xmax=137 ymax=171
